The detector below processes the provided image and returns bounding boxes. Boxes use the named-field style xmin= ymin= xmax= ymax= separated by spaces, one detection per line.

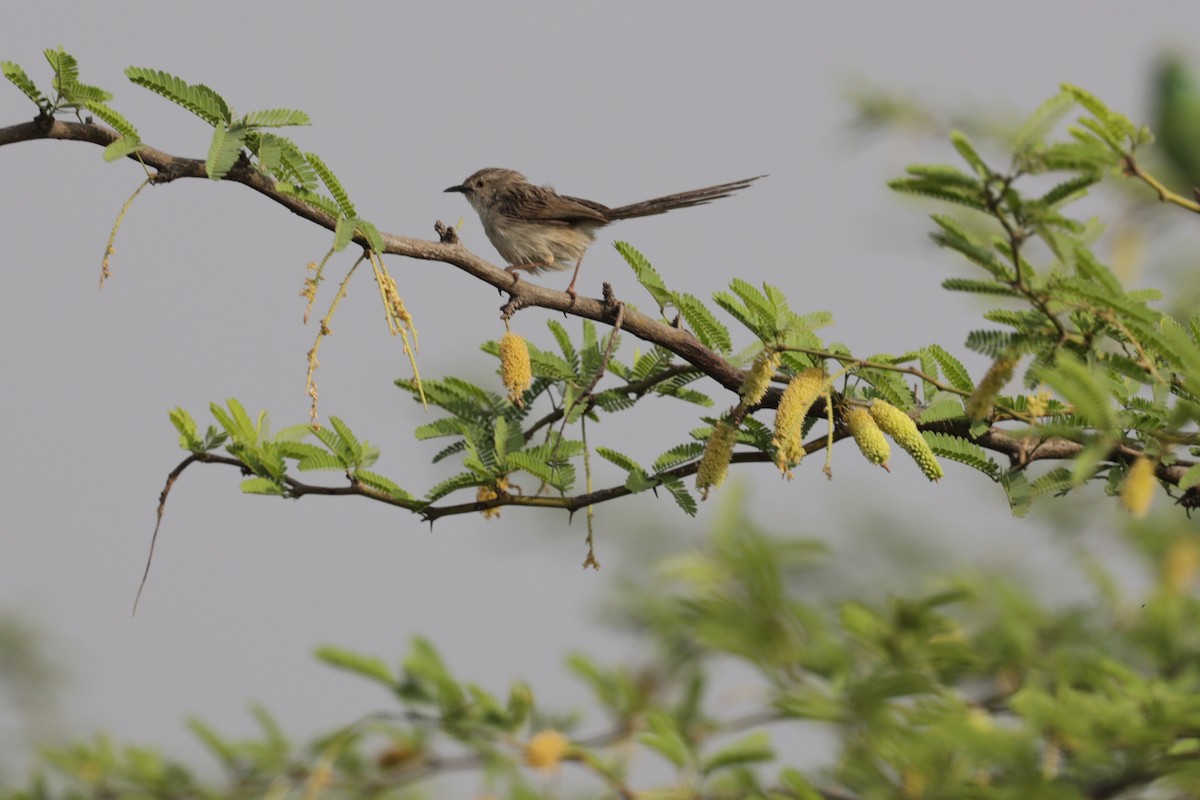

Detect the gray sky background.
xmin=2 ymin=0 xmax=1196 ymax=780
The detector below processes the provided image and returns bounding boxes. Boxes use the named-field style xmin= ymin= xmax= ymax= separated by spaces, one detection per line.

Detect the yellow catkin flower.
xmin=966 ymin=357 xmax=1018 ymax=421
xmin=475 ymin=477 xmax=508 ymax=519
xmin=499 ymin=332 xmax=532 ymax=406
xmin=1163 ymin=536 xmax=1200 ymax=594
xmin=771 ymin=368 xmax=827 ymax=477
xmin=844 ymin=406 xmax=891 ymax=470
xmin=1026 ymin=388 xmax=1051 ymax=419
xmin=1120 ymin=456 xmax=1156 ymax=518
xmin=740 ymin=350 xmax=780 ymax=407
xmin=869 ymin=401 xmax=943 ymax=481
xmin=696 ymin=419 xmax=738 ymax=499
xmin=524 ymin=730 xmax=571 ymax=772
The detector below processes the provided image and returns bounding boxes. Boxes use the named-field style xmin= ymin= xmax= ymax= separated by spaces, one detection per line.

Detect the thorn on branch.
xmin=434 ymin=220 xmax=459 ymax=245
xmin=1179 ymin=485 xmax=1199 ymax=515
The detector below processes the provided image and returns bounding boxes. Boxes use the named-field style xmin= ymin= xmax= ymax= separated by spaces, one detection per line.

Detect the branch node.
xmin=434 ymin=220 xmax=460 ymax=245
xmin=500 ymin=294 xmax=532 ymax=320
xmin=32 ymin=111 xmax=53 ymax=135
xmin=150 ymin=161 xmax=188 ymax=184
xmin=601 ymin=282 xmax=620 ymax=312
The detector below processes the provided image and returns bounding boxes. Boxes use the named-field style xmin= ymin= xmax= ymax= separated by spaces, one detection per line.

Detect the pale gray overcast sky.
xmin=2 ymin=0 xmax=1196 ymax=778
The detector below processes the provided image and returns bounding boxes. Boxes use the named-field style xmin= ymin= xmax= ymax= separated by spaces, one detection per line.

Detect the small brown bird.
xmin=445 ymin=168 xmax=763 ymax=299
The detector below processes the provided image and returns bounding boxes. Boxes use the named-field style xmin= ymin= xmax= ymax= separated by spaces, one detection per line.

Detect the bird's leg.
xmin=503 ymin=265 xmax=526 ymax=288
xmin=564 ymin=253 xmax=586 ymax=305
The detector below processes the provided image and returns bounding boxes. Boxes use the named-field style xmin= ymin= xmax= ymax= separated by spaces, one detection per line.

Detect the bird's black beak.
xmin=444 ymin=184 xmax=468 ymax=194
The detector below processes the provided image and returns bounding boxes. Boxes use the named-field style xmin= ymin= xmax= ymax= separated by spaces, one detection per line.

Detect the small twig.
xmin=132 ymin=453 xmax=198 ymax=615
xmin=1122 ymin=154 xmax=1200 ymax=214
xmin=100 ymin=177 xmax=152 ymax=287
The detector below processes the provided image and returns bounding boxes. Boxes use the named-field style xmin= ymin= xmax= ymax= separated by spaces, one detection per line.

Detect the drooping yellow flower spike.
xmin=696 ymin=419 xmax=739 ymax=499
xmin=499 ymin=331 xmax=533 ymax=406
xmin=869 ymin=401 xmax=943 ymax=481
xmin=844 ymin=406 xmax=891 ymax=470
xmin=966 ymin=356 xmax=1018 ymax=421
xmin=740 ymin=350 xmax=781 ymax=407
xmin=1120 ymin=456 xmax=1156 ymax=518
xmin=524 ymin=730 xmax=571 ymax=773
xmin=771 ymin=368 xmax=828 ymax=477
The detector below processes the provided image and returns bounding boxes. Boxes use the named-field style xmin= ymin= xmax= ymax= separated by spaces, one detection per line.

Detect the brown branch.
xmin=144 ymin=417 xmax=1198 ymax=527
xmin=0 ymin=118 xmax=752 ymax=395
xmin=1122 ymin=154 xmax=1200 ymax=214
xmin=10 ymin=117 xmax=1191 ymax=523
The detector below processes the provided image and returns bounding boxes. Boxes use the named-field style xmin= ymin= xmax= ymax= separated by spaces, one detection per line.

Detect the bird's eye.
xmin=473 ymin=179 xmax=483 ymax=188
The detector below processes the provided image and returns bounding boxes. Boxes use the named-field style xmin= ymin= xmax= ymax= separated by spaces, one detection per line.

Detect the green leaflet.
xmin=923 ymin=431 xmax=999 ymax=478
xmin=240 ymin=108 xmax=311 ymax=127
xmin=1039 ymin=174 xmax=1099 ymax=207
xmin=677 ymin=292 xmax=733 ymax=352
xmin=1035 ymin=354 xmax=1118 ymax=431
xmin=925 ymin=344 xmax=973 ymax=392
xmin=125 ymin=67 xmax=231 ymax=126
xmin=1029 ymin=466 xmax=1076 ymax=497
xmin=2 ymin=61 xmax=48 ymax=108
xmin=660 ymin=476 xmax=698 ymax=516
xmin=206 ymin=123 xmax=246 ymax=180
xmin=545 ymin=319 xmax=579 ymax=371
xmin=240 ymin=477 xmax=285 ymax=495
xmin=701 ymin=731 xmax=774 ymax=775
xmin=305 ymin=151 xmax=356 ymax=218
xmin=313 ymin=645 xmax=395 ymax=688
xmin=424 ymin=472 xmax=487 ymax=503
xmin=1001 ymin=469 xmax=1033 ymax=517
xmin=903 ymin=163 xmax=983 ymax=189
xmin=614 ymin=240 xmax=672 ymax=312
xmin=595 ymin=447 xmax=646 ymax=475
xmin=887 ymin=178 xmax=989 ymax=212
xmin=950 ymin=129 xmax=991 ymax=178
xmin=45 ymin=47 xmax=79 ymax=96
xmin=941 ymin=278 xmax=1022 ymax=297
xmin=1012 ymin=89 xmax=1075 ymax=154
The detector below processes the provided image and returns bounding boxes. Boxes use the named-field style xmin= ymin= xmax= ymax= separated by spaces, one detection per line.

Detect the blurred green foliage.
xmin=6 ymin=492 xmax=1200 ymax=799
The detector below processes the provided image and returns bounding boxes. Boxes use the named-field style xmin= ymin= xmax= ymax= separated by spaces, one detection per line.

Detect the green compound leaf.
xmin=240 ymin=108 xmax=311 ymax=128
xmin=126 ymin=67 xmax=231 ymax=126
xmin=923 ymin=431 xmax=999 ymax=477
xmin=305 ymin=151 xmax=356 ymax=218
xmin=2 ymin=61 xmax=48 ymax=108
xmin=205 ymin=124 xmax=246 ymax=180
xmin=677 ymin=292 xmax=732 ymax=352
xmin=314 ymin=645 xmax=396 ymax=687
xmin=614 ymin=240 xmax=672 ymax=312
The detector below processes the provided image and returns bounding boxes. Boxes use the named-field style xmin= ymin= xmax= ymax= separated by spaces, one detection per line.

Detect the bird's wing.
xmin=495 ymin=184 xmax=610 ymax=225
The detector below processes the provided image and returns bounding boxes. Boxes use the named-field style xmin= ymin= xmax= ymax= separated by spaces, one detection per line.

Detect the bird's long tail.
xmin=606 ymin=175 xmax=765 ymax=220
